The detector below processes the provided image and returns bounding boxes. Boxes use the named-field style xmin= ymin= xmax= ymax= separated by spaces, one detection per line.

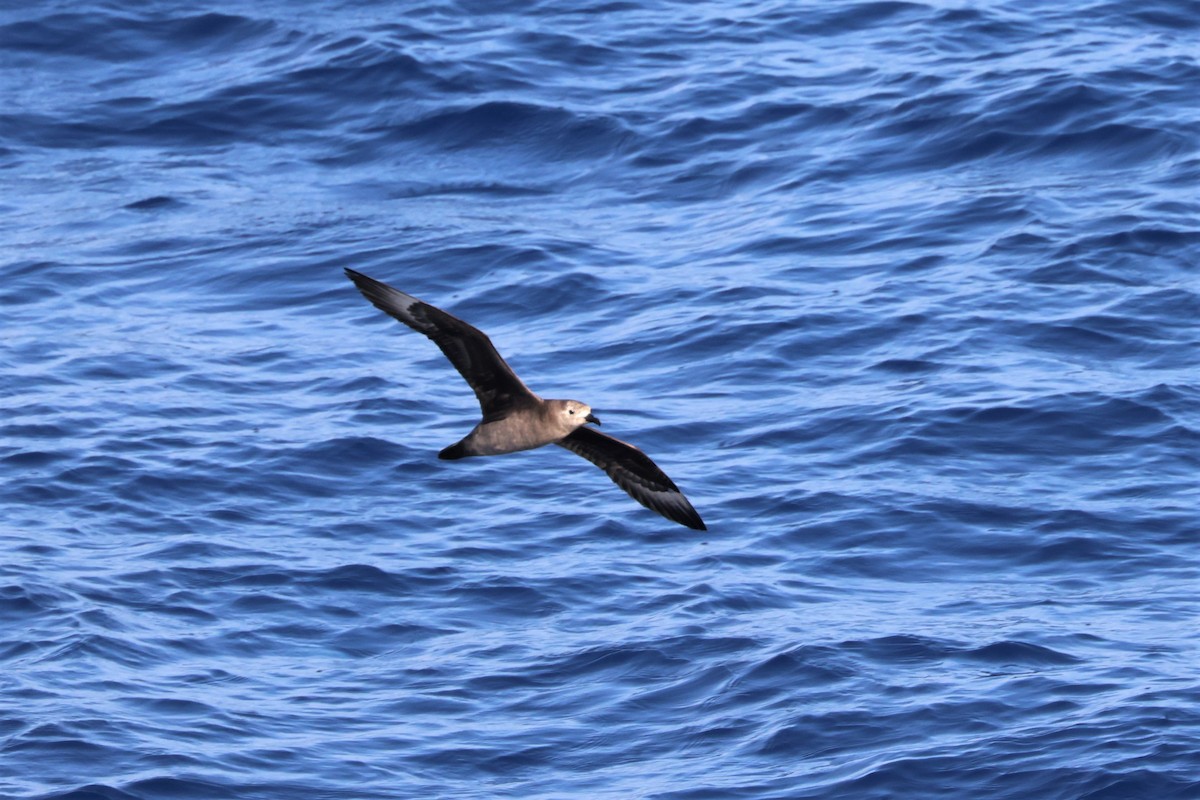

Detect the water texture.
xmin=2 ymin=1 xmax=1198 ymax=798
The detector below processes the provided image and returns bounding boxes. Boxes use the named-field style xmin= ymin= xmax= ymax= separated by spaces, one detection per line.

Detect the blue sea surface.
xmin=2 ymin=1 xmax=1199 ymax=798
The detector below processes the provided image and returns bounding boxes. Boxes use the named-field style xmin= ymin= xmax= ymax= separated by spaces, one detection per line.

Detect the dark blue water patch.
xmin=38 ymin=779 xmax=209 ymax=800
xmin=0 ymin=582 xmax=77 ymax=624
xmin=657 ymin=100 xmax=858 ymax=152
xmin=759 ymin=1 xmax=930 ymax=39
xmin=62 ymin=351 xmax=188 ymax=383
xmin=959 ymin=640 xmax=1081 ymax=667
xmin=1119 ymin=0 xmax=1200 ymax=31
xmin=732 ymin=644 xmax=857 ymax=690
xmin=123 ymin=196 xmax=185 ymax=212
xmin=122 ymin=696 xmax=216 ymax=718
xmin=0 ymin=12 xmax=276 ymax=62
xmin=1108 ymin=288 xmax=1200 ymax=331
xmin=1023 ymin=321 xmax=1166 ymax=363
xmin=870 ymin=357 xmax=943 ymax=374
xmin=330 ymin=621 xmax=446 ymax=656
xmin=900 ymin=392 xmax=1182 ymax=462
xmin=281 ymin=434 xmax=409 ymax=472
xmin=499 ymin=28 xmax=620 ymax=68
xmin=363 ymin=100 xmax=631 ymax=162
xmin=860 ymin=62 xmax=1192 ymax=174
xmin=6 ymin=727 xmax=126 ymax=767
xmin=1 ymin=449 xmax=72 ymax=469
xmin=4 ymin=25 xmax=459 ymax=149
xmin=1022 ymin=260 xmax=1145 ymax=287
xmin=677 ymin=581 xmax=798 ymax=614
xmin=452 ymin=579 xmax=567 ymax=622
xmin=1023 ymin=530 xmax=1151 ymax=568
xmin=386 ymin=180 xmax=556 ymax=199
xmin=988 ymin=80 xmax=1141 ymax=138
xmin=1055 ymin=224 xmax=1200 ymax=263
xmin=541 ymin=635 xmax=761 ymax=685
xmin=281 ymin=41 xmax=459 ymax=100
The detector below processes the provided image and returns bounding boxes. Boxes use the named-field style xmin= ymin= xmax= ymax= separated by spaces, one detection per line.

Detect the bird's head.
xmin=558 ymin=399 xmax=601 ymax=429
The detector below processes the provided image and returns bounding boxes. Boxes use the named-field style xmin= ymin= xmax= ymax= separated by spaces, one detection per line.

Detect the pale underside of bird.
xmin=345 ymin=269 xmax=706 ymax=530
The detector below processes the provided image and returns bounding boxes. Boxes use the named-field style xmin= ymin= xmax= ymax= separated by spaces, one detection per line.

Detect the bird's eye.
xmin=568 ymin=409 xmax=575 ymax=415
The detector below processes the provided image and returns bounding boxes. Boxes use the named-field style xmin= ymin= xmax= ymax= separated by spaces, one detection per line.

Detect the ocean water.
xmin=2 ymin=1 xmax=1199 ymax=797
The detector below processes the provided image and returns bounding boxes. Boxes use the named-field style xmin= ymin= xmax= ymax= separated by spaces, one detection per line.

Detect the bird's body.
xmin=345 ymin=268 xmax=706 ymax=531
xmin=440 ymin=399 xmax=588 ymax=459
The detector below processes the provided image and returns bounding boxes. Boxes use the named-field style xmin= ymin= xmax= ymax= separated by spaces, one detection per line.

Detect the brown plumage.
xmin=345 ymin=268 xmax=705 ymax=530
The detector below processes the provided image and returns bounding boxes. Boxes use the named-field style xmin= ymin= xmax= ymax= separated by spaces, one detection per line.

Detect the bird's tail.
xmin=438 ymin=440 xmax=470 ymax=460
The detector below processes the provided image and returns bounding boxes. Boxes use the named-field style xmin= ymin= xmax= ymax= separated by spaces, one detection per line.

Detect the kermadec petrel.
xmin=345 ymin=269 xmax=705 ymax=530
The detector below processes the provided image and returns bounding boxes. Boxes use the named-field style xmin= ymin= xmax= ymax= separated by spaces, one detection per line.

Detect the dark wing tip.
xmin=344 ymin=267 xmax=375 ymax=291
xmin=560 ymin=427 xmax=706 ymax=531
xmin=344 ymin=269 xmax=535 ymax=419
xmin=344 ymin=269 xmax=429 ymax=334
xmin=679 ymin=506 xmax=707 ymax=531
xmin=345 ymin=268 xmax=398 ymax=303
xmin=652 ymin=490 xmax=706 ymax=530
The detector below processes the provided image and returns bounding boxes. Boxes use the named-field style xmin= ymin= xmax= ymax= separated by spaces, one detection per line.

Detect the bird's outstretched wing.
xmin=558 ymin=426 xmax=706 ymax=530
xmin=345 ymin=269 xmax=537 ymax=421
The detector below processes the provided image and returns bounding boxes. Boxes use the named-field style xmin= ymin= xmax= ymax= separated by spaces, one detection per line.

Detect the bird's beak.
xmin=585 ymin=413 xmax=601 ymax=426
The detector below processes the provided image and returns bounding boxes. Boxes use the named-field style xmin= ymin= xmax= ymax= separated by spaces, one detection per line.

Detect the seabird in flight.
xmin=345 ymin=269 xmax=706 ymax=530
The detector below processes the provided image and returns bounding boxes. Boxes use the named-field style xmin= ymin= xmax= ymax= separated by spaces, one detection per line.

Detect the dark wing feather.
xmin=558 ymin=426 xmax=706 ymax=530
xmin=346 ymin=269 xmax=537 ymax=421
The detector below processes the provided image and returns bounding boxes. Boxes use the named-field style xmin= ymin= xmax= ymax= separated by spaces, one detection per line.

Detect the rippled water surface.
xmin=3 ymin=2 xmax=1199 ymax=798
